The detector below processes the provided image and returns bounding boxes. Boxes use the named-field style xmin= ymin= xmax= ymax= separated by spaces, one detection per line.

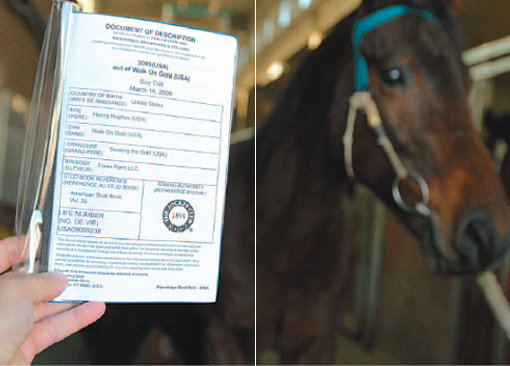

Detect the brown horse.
xmin=80 ymin=110 xmax=255 ymax=365
xmin=256 ymin=0 xmax=510 ymax=364
xmin=81 ymin=101 xmax=255 ymax=366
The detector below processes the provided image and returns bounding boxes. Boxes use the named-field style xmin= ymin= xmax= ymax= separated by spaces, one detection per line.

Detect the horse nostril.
xmin=455 ymin=211 xmax=494 ymax=268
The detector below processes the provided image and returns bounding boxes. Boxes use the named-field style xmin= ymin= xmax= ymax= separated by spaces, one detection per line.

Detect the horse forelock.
xmin=359 ymin=16 xmax=466 ymax=80
xmin=417 ymin=20 xmax=469 ymax=90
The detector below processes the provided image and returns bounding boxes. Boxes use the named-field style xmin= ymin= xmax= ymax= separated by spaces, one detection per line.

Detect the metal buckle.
xmin=392 ymin=171 xmax=431 ymax=217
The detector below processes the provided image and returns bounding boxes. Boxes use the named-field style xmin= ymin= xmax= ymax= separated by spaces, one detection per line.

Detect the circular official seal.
xmin=162 ymin=200 xmax=195 ymax=233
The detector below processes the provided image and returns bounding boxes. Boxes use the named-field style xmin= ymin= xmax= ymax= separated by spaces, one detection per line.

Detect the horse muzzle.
xmin=433 ymin=209 xmax=510 ymax=275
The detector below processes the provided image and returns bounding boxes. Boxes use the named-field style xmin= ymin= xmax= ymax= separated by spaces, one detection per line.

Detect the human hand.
xmin=0 ymin=236 xmax=106 ymax=365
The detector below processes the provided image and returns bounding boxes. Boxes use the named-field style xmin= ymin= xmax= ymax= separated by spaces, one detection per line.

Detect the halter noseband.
xmin=344 ymin=5 xmax=439 ymax=217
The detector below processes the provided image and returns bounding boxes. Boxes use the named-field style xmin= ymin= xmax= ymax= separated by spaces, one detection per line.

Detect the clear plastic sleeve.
xmin=15 ymin=0 xmax=80 ymax=274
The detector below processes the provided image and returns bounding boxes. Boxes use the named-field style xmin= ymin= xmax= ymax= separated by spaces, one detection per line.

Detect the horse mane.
xmin=256 ymin=0 xmax=466 ymax=175
xmin=256 ymin=13 xmax=356 ymax=172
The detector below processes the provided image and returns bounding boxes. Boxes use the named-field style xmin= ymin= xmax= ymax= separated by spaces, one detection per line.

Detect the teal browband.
xmin=353 ymin=5 xmax=439 ymax=91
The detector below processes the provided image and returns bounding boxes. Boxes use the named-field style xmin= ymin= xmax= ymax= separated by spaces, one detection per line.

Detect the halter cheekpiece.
xmin=344 ymin=5 xmax=439 ymax=216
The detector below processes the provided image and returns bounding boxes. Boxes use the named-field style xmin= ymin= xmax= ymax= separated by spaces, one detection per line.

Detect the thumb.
xmin=13 ymin=272 xmax=68 ymax=303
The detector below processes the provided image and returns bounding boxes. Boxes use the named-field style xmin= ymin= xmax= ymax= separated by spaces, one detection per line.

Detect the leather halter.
xmin=344 ymin=5 xmax=439 ymax=217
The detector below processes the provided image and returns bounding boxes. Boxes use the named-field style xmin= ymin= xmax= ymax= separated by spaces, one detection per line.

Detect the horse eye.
xmin=380 ymin=67 xmax=406 ymax=86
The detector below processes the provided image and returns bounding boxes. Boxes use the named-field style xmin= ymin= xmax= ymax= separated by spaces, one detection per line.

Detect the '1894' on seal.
xmin=162 ymin=200 xmax=195 ymax=233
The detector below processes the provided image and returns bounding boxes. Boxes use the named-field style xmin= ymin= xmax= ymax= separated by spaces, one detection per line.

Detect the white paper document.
xmin=47 ymin=12 xmax=237 ymax=302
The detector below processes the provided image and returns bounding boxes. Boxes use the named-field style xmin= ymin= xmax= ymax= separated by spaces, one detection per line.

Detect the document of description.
xmin=48 ymin=13 xmax=237 ymax=302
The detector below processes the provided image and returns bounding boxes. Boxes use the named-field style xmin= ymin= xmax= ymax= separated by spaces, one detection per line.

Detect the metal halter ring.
xmin=392 ymin=171 xmax=430 ymax=215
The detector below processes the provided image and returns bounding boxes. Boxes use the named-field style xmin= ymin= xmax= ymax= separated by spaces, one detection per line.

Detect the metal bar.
xmin=463 ymin=35 xmax=510 ymax=66
xmin=362 ymin=198 xmax=386 ymax=347
xmin=492 ymin=252 xmax=510 ymax=364
xmin=470 ymin=55 xmax=510 ymax=82
xmin=448 ymin=277 xmax=463 ymax=365
xmin=353 ymin=186 xmax=372 ymax=338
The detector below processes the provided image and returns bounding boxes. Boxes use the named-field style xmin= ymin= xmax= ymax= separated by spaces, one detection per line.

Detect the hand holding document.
xmin=0 ymin=236 xmax=105 ymax=364
xmin=16 ymin=0 xmax=237 ymax=303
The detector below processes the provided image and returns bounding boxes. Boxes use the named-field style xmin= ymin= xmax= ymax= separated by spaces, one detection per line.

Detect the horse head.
xmin=335 ymin=0 xmax=510 ymax=275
